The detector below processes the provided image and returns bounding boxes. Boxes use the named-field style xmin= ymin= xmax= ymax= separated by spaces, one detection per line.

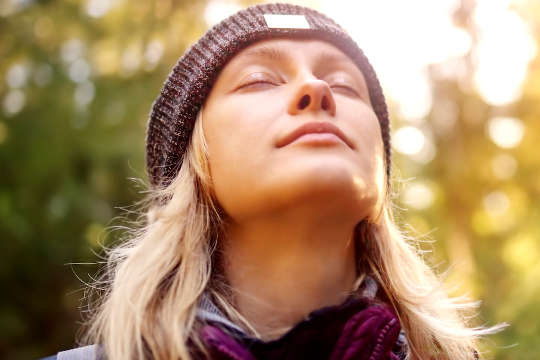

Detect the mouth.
xmin=276 ymin=122 xmax=355 ymax=149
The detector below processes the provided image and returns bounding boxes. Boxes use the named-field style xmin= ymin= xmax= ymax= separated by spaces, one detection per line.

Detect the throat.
xmin=222 ymin=216 xmax=358 ymax=340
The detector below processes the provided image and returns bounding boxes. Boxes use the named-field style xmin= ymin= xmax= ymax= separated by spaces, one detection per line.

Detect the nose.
xmin=287 ymin=79 xmax=336 ymax=117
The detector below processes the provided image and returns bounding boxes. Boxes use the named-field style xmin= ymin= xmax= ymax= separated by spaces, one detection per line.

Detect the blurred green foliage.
xmin=0 ymin=0 xmax=539 ymax=359
xmin=0 ymin=0 xmax=208 ymax=358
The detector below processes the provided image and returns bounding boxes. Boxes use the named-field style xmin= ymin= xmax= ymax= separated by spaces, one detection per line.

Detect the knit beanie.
xmin=146 ymin=2 xmax=392 ymax=192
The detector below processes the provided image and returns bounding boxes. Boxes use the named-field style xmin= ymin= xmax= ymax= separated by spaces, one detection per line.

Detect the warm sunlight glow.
xmin=320 ymin=0 xmax=468 ymax=122
xmin=204 ymin=0 xmax=242 ymax=27
xmin=318 ymin=0 xmax=536 ymax=111
xmin=473 ymin=0 xmax=538 ymax=105
xmin=203 ymin=0 xmax=536 ymax=114
xmin=392 ymin=69 xmax=433 ymax=123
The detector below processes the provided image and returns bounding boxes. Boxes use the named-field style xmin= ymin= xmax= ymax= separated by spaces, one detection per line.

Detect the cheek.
xmin=357 ymin=123 xmax=384 ymax=167
xmin=204 ymin=102 xmax=271 ymax=166
xmin=202 ymin=101 xmax=276 ymax=217
xmin=357 ymin=107 xmax=384 ymax=155
xmin=350 ymin=112 xmax=386 ymax=188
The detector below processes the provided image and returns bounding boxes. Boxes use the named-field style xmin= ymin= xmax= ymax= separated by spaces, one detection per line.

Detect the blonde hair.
xmin=82 ymin=110 xmax=504 ymax=359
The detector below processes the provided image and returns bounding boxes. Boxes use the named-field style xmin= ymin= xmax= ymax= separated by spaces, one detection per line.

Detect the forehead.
xmin=229 ymin=38 xmax=358 ymax=67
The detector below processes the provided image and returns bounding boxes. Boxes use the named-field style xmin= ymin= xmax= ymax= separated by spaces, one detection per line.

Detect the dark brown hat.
xmin=146 ymin=2 xmax=392 ymax=192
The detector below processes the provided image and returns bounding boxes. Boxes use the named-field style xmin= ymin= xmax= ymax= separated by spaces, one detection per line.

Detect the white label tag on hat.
xmin=263 ymin=14 xmax=311 ymax=29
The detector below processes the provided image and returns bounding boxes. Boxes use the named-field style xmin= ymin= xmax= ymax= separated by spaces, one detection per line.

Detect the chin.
xmin=269 ymin=159 xmax=377 ymax=208
xmin=218 ymin=156 xmax=380 ymax=221
xmin=289 ymin=156 xmax=362 ymax=190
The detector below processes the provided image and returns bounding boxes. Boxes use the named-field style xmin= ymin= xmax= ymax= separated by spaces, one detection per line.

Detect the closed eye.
xmin=239 ymin=79 xmax=278 ymax=89
xmin=330 ymin=84 xmax=360 ymax=97
xmin=236 ymin=72 xmax=281 ymax=91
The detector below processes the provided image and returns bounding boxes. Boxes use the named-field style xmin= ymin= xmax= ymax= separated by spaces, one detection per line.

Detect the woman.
xmin=45 ymin=3 xmax=503 ymax=360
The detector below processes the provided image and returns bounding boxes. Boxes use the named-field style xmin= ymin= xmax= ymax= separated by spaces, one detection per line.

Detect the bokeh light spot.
xmin=6 ymin=63 xmax=30 ymax=89
xmin=503 ymin=233 xmax=539 ymax=271
xmin=491 ymin=153 xmax=518 ymax=180
xmin=85 ymin=0 xmax=117 ymax=18
xmin=2 ymin=89 xmax=26 ymax=116
xmin=74 ymin=81 xmax=95 ymax=109
xmin=487 ymin=116 xmax=525 ymax=149
xmin=483 ymin=190 xmax=510 ymax=217
xmin=61 ymin=38 xmax=85 ymax=64
xmin=402 ymin=181 xmax=435 ymax=210
xmin=68 ymin=58 xmax=92 ymax=83
xmin=393 ymin=126 xmax=425 ymax=155
xmin=204 ymin=0 xmax=242 ymax=27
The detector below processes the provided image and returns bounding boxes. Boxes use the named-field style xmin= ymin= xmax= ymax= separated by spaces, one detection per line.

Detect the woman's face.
xmin=202 ymin=38 xmax=385 ymax=223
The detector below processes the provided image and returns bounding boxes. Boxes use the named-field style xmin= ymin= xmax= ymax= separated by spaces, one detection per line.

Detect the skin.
xmin=202 ymin=38 xmax=386 ymax=340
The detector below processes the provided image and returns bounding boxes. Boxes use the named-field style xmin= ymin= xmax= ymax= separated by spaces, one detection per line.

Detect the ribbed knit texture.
xmin=146 ymin=3 xmax=392 ymax=192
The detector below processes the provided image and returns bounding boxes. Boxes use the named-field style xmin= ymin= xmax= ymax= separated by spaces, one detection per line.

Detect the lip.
xmin=276 ymin=122 xmax=355 ymax=149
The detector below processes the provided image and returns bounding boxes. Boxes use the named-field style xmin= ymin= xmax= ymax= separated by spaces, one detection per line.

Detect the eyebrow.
xmin=243 ymin=45 xmax=290 ymax=62
xmin=241 ymin=45 xmax=355 ymax=69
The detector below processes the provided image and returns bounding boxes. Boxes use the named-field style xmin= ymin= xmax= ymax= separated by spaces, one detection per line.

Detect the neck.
xmin=222 ymin=208 xmax=358 ymax=340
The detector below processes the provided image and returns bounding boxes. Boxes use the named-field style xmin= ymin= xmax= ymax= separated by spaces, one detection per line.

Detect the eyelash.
xmin=330 ymin=84 xmax=359 ymax=96
xmin=240 ymin=79 xmax=359 ymax=97
xmin=241 ymin=79 xmax=276 ymax=88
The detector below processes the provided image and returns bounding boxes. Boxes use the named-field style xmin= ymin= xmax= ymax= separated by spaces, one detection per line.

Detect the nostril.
xmin=321 ymin=96 xmax=329 ymax=111
xmin=298 ymin=95 xmax=311 ymax=110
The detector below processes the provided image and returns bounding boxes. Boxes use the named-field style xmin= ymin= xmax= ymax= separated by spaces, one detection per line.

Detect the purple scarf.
xmin=198 ymin=282 xmax=407 ymax=360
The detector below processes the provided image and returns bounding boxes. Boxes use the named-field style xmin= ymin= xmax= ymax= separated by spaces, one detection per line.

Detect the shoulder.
xmin=40 ymin=345 xmax=102 ymax=360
